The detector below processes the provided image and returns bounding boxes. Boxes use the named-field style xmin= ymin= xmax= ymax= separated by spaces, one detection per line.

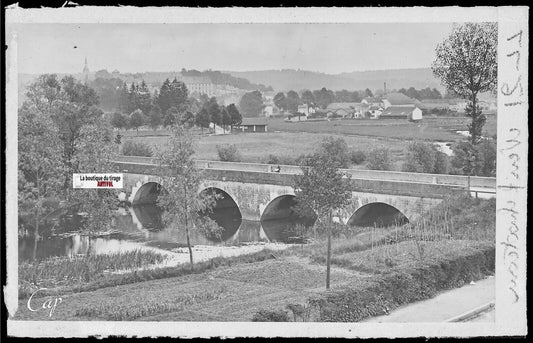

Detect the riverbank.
xmin=15 ymin=196 xmax=495 ymax=321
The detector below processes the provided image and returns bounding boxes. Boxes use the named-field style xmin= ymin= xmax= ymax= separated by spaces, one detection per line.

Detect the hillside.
xmin=227 ymin=68 xmax=444 ymax=93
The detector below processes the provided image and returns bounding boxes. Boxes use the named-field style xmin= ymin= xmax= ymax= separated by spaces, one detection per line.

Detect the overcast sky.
xmin=10 ymin=23 xmax=455 ymax=75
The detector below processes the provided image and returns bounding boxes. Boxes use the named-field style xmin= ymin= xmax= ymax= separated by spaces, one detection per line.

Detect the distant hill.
xmin=227 ymin=68 xmax=445 ymax=93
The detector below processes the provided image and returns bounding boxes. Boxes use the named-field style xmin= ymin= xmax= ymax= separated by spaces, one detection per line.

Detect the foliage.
xmin=313 ymin=87 xmax=335 ymax=109
xmin=273 ymin=92 xmax=287 ymax=112
xmin=239 ymin=90 xmax=264 ymax=117
xmin=157 ymin=78 xmax=189 ymax=114
xmin=301 ymin=90 xmax=315 ymax=106
xmin=129 ymin=109 xmax=145 ymax=132
xmin=367 ymin=148 xmax=393 ymax=171
xmin=89 ymin=77 xmax=124 ymax=112
xmin=432 ymin=23 xmax=497 ymax=144
xmin=156 ymin=126 xmax=222 ymax=269
xmin=19 ymin=74 xmax=119 ymax=240
xmin=398 ymin=86 xmax=442 ymax=100
xmin=450 ymin=139 xmax=496 ymax=177
xmin=252 ymin=309 xmax=290 ymax=322
xmin=122 ymin=140 xmax=153 ymax=157
xmin=217 ymin=144 xmax=241 ymax=162
xmin=285 ymin=90 xmax=301 ymax=113
xmin=227 ymin=103 xmax=242 ymax=130
xmin=293 ymin=143 xmax=352 ymax=289
xmin=306 ymin=244 xmax=494 ymax=322
xmin=148 ymin=105 xmax=162 ymax=130
xmin=402 ymin=141 xmax=448 ymax=174
xmin=195 ymin=108 xmax=211 ymax=132
xmin=334 ymin=89 xmax=361 ymax=103
xmin=315 ymin=136 xmax=350 ymax=168
xmin=111 ymin=112 xmax=128 ymax=130
xmin=349 ymin=150 xmax=366 ymax=165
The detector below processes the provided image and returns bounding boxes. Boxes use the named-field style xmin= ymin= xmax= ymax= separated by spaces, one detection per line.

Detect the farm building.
xmin=379 ymin=106 xmax=423 ymax=121
xmin=382 ymin=92 xmax=420 ymax=108
xmin=326 ymin=102 xmax=366 ymax=118
xmin=238 ymin=117 xmax=268 ymax=132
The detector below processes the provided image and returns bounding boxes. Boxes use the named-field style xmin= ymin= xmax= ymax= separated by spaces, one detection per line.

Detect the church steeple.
xmin=82 ymin=57 xmax=89 ymax=83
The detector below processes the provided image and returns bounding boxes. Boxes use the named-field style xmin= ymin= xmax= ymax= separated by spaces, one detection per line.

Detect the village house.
xmin=297 ymin=104 xmax=316 ymax=116
xmin=325 ymin=102 xmax=365 ymax=118
xmin=379 ymin=105 xmax=423 ymax=121
xmin=238 ymin=117 xmax=268 ymax=132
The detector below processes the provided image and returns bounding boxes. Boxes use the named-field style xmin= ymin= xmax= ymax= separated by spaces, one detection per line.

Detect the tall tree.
xmin=286 ymin=90 xmax=301 ymax=113
xmin=239 ymin=90 xmax=264 ymax=117
xmin=301 ymin=90 xmax=315 ymax=107
xmin=364 ymin=88 xmax=374 ymax=98
xmin=129 ymin=109 xmax=145 ymax=133
xmin=148 ymin=105 xmax=162 ymax=131
xmin=156 ymin=127 xmax=222 ymax=270
xmin=293 ymin=140 xmax=352 ymax=289
xmin=227 ymin=103 xmax=242 ymax=131
xmin=313 ymin=87 xmax=335 ymax=109
xmin=219 ymin=106 xmax=231 ymax=134
xmin=432 ymin=23 xmax=497 ymax=144
xmin=157 ymin=78 xmax=173 ymax=114
xmin=206 ymin=97 xmax=221 ymax=128
xmin=18 ymin=105 xmax=63 ymax=259
xmin=20 ymin=74 xmax=119 ymax=245
xmin=195 ymin=108 xmax=210 ymax=133
xmin=111 ymin=112 xmax=128 ymax=130
xmin=273 ymin=92 xmax=287 ymax=112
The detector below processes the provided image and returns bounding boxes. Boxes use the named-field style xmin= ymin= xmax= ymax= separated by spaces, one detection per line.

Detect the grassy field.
xmin=268 ymin=116 xmax=497 ymax=142
xmin=118 ymin=115 xmax=496 ymax=170
xmin=121 ymin=130 xmax=409 ymax=169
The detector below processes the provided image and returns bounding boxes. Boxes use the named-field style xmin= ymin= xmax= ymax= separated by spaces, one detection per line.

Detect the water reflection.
xmin=19 ymin=202 xmax=312 ymax=263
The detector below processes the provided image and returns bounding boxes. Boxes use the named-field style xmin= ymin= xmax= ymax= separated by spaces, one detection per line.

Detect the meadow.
xmin=118 ymin=114 xmax=496 ymax=170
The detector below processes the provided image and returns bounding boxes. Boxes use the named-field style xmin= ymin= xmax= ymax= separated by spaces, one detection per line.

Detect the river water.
xmin=18 ymin=204 xmax=312 ymax=263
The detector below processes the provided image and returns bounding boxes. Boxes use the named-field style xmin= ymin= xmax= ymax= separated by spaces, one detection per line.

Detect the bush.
xmin=306 ymin=245 xmax=494 ymax=322
xmin=122 ymin=140 xmax=153 ymax=157
xmin=317 ymin=136 xmax=350 ymax=168
xmin=252 ymin=309 xmax=290 ymax=322
xmin=216 ymin=144 xmax=241 ymax=162
xmin=367 ymin=148 xmax=393 ymax=170
xmin=349 ymin=150 xmax=366 ymax=165
xmin=402 ymin=141 xmax=448 ymax=174
xmin=449 ymin=139 xmax=495 ymax=177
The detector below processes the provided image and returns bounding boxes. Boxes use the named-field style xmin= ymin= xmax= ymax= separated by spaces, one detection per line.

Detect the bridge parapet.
xmin=113 ymin=157 xmax=495 ymax=191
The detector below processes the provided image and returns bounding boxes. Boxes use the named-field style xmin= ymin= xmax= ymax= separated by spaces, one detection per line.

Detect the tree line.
xmin=111 ymin=78 xmax=242 ymax=133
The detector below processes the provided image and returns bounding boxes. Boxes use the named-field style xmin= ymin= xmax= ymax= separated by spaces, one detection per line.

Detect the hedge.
xmin=260 ymin=245 xmax=494 ymax=322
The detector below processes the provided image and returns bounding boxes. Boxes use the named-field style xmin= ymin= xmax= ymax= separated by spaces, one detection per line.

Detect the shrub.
xmin=449 ymin=139 xmax=495 ymax=177
xmin=367 ymin=148 xmax=393 ymax=170
xmin=317 ymin=136 xmax=350 ymax=168
xmin=349 ymin=150 xmax=366 ymax=165
xmin=402 ymin=141 xmax=448 ymax=174
xmin=252 ymin=309 xmax=290 ymax=322
xmin=306 ymin=245 xmax=494 ymax=322
xmin=122 ymin=140 xmax=153 ymax=157
xmin=216 ymin=144 xmax=241 ymax=162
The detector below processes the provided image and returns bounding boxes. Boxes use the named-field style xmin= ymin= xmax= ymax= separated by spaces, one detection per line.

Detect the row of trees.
xmin=397 ymin=87 xmax=443 ymax=101
xmin=111 ymin=78 xmax=242 ymax=133
xmin=273 ymin=88 xmax=374 ymax=113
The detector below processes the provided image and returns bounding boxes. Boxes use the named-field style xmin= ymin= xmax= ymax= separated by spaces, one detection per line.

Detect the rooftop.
xmin=241 ymin=117 xmax=268 ymax=126
xmin=380 ymin=106 xmax=418 ymax=117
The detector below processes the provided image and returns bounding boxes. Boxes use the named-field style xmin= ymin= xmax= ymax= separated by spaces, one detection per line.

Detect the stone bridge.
xmin=114 ymin=157 xmax=496 ymax=227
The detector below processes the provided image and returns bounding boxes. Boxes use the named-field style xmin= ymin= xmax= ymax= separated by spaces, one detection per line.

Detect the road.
xmin=364 ymin=276 xmax=495 ymax=323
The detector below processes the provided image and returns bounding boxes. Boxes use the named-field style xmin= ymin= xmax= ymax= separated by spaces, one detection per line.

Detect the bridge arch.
xmin=347 ymin=202 xmax=409 ymax=228
xmin=132 ymin=182 xmax=167 ymax=205
xmin=198 ymin=187 xmax=242 ymax=242
xmin=260 ymin=194 xmax=317 ymax=242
